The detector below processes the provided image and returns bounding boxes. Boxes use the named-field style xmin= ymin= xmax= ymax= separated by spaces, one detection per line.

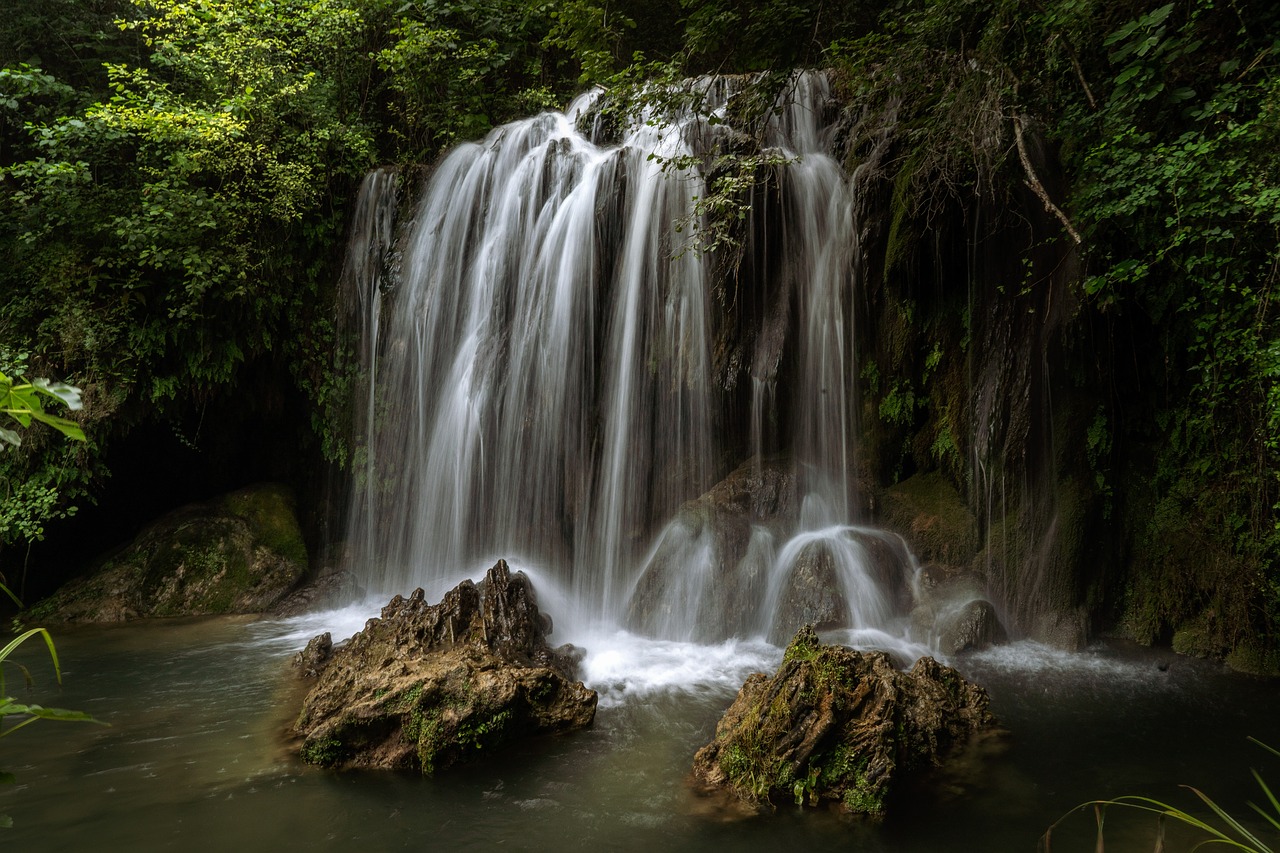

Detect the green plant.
xmin=1044 ymin=739 xmax=1280 ymax=852
xmin=0 ymin=581 xmax=102 ymax=828
xmin=0 ymin=371 xmax=84 ymax=451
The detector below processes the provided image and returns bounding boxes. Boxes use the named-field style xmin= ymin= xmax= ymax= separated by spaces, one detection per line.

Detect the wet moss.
xmin=301 ymin=736 xmax=344 ymax=767
xmin=881 ymin=471 xmax=979 ymax=566
xmin=221 ymin=484 xmax=309 ymax=568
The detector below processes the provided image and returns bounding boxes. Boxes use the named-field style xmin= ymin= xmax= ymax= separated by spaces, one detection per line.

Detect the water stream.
xmin=343 ymin=72 xmax=895 ymax=648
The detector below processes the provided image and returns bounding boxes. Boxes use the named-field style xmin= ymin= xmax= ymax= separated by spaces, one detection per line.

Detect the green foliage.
xmin=826 ymin=0 xmax=1280 ymax=655
xmin=0 ymin=370 xmax=85 ymax=451
xmin=0 ymin=367 xmax=93 ymax=591
xmin=544 ymin=0 xmax=635 ymax=84
xmin=375 ymin=0 xmax=572 ymax=157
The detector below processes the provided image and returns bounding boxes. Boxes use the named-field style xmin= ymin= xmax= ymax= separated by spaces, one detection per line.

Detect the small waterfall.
xmin=340 ymin=72 xmax=922 ymax=651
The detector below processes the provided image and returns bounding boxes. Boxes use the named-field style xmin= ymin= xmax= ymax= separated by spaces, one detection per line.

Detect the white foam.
xmin=576 ymin=631 xmax=781 ymax=708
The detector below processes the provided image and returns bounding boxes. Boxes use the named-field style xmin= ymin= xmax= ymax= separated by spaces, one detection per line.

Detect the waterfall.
xmin=339 ymin=72 xmax=920 ymax=648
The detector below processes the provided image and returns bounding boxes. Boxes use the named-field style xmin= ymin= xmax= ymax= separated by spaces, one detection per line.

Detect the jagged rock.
xmin=691 ymin=626 xmax=995 ymax=815
xmin=28 ymin=483 xmax=308 ymax=623
xmin=294 ymin=632 xmax=333 ymax=678
xmin=294 ymin=560 xmax=596 ymax=773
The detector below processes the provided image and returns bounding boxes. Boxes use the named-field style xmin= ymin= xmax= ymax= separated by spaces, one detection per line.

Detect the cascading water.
xmin=340 ymin=72 xmax=924 ymax=657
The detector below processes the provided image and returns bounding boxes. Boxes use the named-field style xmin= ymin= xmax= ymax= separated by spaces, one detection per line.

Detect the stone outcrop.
xmin=691 ymin=626 xmax=995 ymax=815
xmin=294 ymin=560 xmax=596 ymax=773
xmin=28 ymin=483 xmax=308 ymax=623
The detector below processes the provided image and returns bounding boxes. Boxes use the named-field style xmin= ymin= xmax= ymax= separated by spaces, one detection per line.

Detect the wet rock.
xmin=294 ymin=560 xmax=596 ymax=774
xmin=910 ymin=564 xmax=1008 ymax=654
xmin=936 ymin=600 xmax=1007 ymax=655
xmin=691 ymin=626 xmax=995 ymax=815
xmin=626 ymin=457 xmax=796 ymax=641
xmin=28 ymin=483 xmax=308 ymax=623
xmin=294 ymin=632 xmax=333 ymax=678
xmin=767 ymin=542 xmax=850 ymax=644
xmin=272 ymin=562 xmax=364 ymax=617
xmin=768 ymin=531 xmax=916 ymax=645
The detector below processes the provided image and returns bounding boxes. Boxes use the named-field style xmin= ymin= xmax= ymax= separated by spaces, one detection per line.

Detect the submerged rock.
xmin=691 ymin=626 xmax=995 ymax=815
xmin=28 ymin=483 xmax=308 ymax=623
xmin=294 ymin=560 xmax=596 ymax=773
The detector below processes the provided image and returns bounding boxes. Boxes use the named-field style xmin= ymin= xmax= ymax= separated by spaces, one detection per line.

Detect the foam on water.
xmin=576 ymin=632 xmax=781 ymax=708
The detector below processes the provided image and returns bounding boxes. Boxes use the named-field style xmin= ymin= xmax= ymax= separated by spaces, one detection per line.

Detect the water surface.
xmin=2 ymin=613 xmax=1277 ymax=852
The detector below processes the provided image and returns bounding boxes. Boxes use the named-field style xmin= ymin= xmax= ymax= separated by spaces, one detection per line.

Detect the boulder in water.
xmin=626 ymin=457 xmax=796 ymax=641
xmin=766 ymin=541 xmax=850 ymax=644
xmin=909 ymin=564 xmax=1008 ymax=654
xmin=294 ymin=560 xmax=596 ymax=773
xmin=691 ymin=626 xmax=995 ymax=815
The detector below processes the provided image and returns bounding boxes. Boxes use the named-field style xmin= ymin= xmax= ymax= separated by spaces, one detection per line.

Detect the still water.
xmin=2 ymin=609 xmax=1277 ymax=852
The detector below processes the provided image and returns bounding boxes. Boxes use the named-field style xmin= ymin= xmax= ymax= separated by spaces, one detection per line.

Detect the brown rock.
xmin=294 ymin=560 xmax=596 ymax=773
xmin=691 ymin=626 xmax=995 ymax=815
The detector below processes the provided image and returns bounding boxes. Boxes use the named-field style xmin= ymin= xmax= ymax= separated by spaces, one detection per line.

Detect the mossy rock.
xmin=880 ymin=471 xmax=979 ymax=566
xmin=691 ymin=626 xmax=995 ymax=815
xmin=28 ymin=483 xmax=309 ymax=623
xmin=1224 ymin=643 xmax=1280 ymax=678
xmin=295 ymin=561 xmax=597 ymax=774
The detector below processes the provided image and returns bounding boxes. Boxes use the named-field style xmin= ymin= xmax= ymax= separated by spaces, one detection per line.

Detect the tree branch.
xmin=1013 ymin=113 xmax=1082 ymax=245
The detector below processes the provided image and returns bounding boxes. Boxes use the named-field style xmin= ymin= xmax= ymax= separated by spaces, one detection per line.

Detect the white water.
xmin=340 ymin=71 xmax=928 ymax=660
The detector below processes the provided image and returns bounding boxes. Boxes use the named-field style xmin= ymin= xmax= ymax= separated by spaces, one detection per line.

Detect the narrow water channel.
xmin=2 ymin=611 xmax=1277 ymax=851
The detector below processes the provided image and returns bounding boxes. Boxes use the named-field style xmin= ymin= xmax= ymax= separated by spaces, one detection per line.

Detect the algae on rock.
xmin=691 ymin=626 xmax=995 ymax=815
xmin=27 ymin=483 xmax=308 ymax=622
xmin=294 ymin=560 xmax=596 ymax=774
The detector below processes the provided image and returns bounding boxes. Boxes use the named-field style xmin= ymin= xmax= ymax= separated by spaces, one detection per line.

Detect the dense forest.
xmin=1 ymin=0 xmax=1278 ymax=669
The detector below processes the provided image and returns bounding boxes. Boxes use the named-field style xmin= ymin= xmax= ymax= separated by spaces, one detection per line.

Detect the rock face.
xmin=29 ymin=483 xmax=308 ymax=622
xmin=294 ymin=560 xmax=597 ymax=773
xmin=691 ymin=626 xmax=995 ymax=815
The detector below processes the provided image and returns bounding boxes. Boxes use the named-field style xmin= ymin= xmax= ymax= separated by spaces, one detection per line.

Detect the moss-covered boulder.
xmin=294 ymin=560 xmax=596 ymax=773
xmin=879 ymin=471 xmax=980 ymax=567
xmin=29 ymin=483 xmax=308 ymax=622
xmin=691 ymin=626 xmax=995 ymax=815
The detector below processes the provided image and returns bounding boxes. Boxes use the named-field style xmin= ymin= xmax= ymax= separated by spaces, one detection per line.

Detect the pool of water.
xmin=2 ymin=610 xmax=1277 ymax=851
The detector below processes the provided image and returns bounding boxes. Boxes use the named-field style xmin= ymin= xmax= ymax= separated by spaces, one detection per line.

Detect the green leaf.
xmin=30 ymin=379 xmax=83 ymax=411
